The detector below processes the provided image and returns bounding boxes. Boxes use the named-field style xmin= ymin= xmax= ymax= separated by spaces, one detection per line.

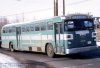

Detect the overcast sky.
xmin=0 ymin=0 xmax=100 ymax=20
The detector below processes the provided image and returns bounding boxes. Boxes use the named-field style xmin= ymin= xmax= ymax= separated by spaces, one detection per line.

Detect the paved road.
xmin=1 ymin=47 xmax=100 ymax=68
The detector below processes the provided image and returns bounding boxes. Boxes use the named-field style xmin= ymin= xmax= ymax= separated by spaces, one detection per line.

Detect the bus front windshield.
xmin=64 ymin=19 xmax=94 ymax=31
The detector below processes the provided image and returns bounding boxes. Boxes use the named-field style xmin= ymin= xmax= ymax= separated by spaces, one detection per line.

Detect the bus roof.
xmin=2 ymin=13 xmax=93 ymax=28
xmin=2 ymin=16 xmax=63 ymax=28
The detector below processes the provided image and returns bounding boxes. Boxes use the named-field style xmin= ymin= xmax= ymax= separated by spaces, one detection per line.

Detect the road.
xmin=1 ymin=47 xmax=100 ymax=68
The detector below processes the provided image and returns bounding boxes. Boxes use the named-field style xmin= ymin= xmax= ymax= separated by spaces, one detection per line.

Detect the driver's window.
xmin=84 ymin=21 xmax=92 ymax=27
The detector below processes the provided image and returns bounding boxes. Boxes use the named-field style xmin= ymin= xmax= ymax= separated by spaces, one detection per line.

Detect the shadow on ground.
xmin=54 ymin=48 xmax=100 ymax=60
xmin=1 ymin=48 xmax=100 ymax=60
xmin=22 ymin=60 xmax=55 ymax=68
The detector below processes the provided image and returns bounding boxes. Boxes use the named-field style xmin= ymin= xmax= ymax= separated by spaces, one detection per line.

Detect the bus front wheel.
xmin=9 ymin=42 xmax=15 ymax=52
xmin=46 ymin=43 xmax=55 ymax=58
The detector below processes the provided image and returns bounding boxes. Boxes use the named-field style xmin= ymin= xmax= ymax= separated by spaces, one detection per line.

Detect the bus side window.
xmin=9 ymin=29 xmax=12 ymax=33
xmin=47 ymin=22 xmax=53 ymax=30
xmin=55 ymin=23 xmax=63 ymax=34
xmin=41 ymin=23 xmax=46 ymax=31
xmin=3 ymin=30 xmax=5 ymax=33
xmin=35 ymin=24 xmax=40 ymax=31
xmin=9 ymin=28 xmax=14 ymax=33
xmin=26 ymin=26 xmax=30 ymax=32
xmin=22 ymin=27 xmax=25 ymax=32
xmin=12 ymin=27 xmax=16 ymax=33
xmin=3 ymin=28 xmax=8 ymax=33
xmin=30 ymin=25 xmax=34 ymax=31
xmin=5 ymin=29 xmax=8 ymax=33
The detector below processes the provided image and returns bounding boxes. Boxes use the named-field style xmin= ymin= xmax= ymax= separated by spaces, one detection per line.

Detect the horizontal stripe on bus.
xmin=1 ymin=35 xmax=54 ymax=40
xmin=1 ymin=34 xmax=72 ymax=41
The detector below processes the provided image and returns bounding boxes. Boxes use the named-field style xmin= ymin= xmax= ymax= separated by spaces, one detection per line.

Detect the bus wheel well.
xmin=45 ymin=43 xmax=55 ymax=58
xmin=45 ymin=43 xmax=51 ymax=53
xmin=45 ymin=43 xmax=48 ymax=53
xmin=9 ymin=41 xmax=13 ymax=48
xmin=9 ymin=41 xmax=15 ymax=52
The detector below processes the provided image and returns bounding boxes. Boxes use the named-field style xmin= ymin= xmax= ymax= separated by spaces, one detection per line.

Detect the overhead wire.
xmin=4 ymin=0 xmax=91 ymax=17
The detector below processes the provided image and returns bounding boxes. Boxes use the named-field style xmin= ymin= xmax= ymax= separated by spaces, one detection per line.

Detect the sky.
xmin=0 ymin=0 xmax=100 ymax=21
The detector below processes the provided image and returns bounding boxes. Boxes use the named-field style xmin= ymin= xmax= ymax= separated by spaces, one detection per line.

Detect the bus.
xmin=1 ymin=14 xmax=97 ymax=57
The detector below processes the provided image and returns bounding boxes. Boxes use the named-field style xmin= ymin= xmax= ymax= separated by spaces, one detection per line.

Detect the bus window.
xmin=26 ymin=26 xmax=30 ymax=32
xmin=5 ymin=29 xmax=9 ymax=33
xmin=35 ymin=24 xmax=40 ymax=31
xmin=3 ymin=29 xmax=5 ymax=33
xmin=9 ymin=29 xmax=12 ymax=33
xmin=22 ymin=27 xmax=26 ymax=32
xmin=41 ymin=23 xmax=46 ymax=31
xmin=12 ymin=27 xmax=16 ymax=33
xmin=30 ymin=25 xmax=34 ymax=31
xmin=55 ymin=23 xmax=63 ymax=34
xmin=47 ymin=22 xmax=53 ymax=30
xmin=84 ymin=21 xmax=93 ymax=27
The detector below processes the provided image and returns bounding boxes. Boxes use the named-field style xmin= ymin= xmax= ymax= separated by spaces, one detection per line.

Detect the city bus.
xmin=1 ymin=14 xmax=97 ymax=57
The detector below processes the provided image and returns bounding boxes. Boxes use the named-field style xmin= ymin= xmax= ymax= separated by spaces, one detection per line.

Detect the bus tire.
xmin=9 ymin=42 xmax=15 ymax=52
xmin=46 ymin=43 xmax=55 ymax=58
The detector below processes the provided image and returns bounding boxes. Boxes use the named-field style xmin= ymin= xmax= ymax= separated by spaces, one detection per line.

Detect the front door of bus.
xmin=55 ymin=23 xmax=63 ymax=53
xmin=16 ymin=27 xmax=21 ymax=49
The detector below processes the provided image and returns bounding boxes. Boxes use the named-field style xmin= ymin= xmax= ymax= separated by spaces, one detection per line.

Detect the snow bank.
xmin=97 ymin=42 xmax=100 ymax=47
xmin=0 ymin=53 xmax=24 ymax=68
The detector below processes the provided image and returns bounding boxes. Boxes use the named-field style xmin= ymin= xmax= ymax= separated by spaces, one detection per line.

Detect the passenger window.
xmin=35 ymin=24 xmax=40 ymax=31
xmin=22 ymin=27 xmax=26 ymax=32
xmin=41 ymin=23 xmax=46 ymax=31
xmin=26 ymin=27 xmax=30 ymax=32
xmin=30 ymin=25 xmax=34 ymax=31
xmin=5 ymin=29 xmax=8 ymax=33
xmin=47 ymin=22 xmax=53 ymax=30
xmin=5 ymin=28 xmax=9 ymax=33
xmin=9 ymin=29 xmax=12 ymax=33
xmin=55 ymin=23 xmax=63 ymax=34
xmin=3 ymin=29 xmax=5 ymax=33
xmin=12 ymin=27 xmax=16 ymax=33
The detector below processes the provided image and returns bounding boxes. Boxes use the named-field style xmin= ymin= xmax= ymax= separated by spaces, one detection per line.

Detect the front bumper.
xmin=66 ymin=46 xmax=98 ymax=54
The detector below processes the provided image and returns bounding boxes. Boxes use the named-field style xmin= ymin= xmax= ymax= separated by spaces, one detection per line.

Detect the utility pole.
xmin=63 ymin=0 xmax=65 ymax=16
xmin=54 ymin=0 xmax=58 ymax=16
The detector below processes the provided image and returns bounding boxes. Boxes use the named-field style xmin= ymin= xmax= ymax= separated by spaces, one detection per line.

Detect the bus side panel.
xmin=1 ymin=33 xmax=17 ymax=49
xmin=20 ymin=30 xmax=55 ymax=52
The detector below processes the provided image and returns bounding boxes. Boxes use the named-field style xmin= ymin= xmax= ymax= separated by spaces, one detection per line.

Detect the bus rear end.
xmin=64 ymin=14 xmax=97 ymax=54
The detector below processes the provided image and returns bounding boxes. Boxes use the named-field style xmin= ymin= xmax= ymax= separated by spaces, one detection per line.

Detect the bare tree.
xmin=0 ymin=16 xmax=8 ymax=47
xmin=0 ymin=16 xmax=8 ymax=34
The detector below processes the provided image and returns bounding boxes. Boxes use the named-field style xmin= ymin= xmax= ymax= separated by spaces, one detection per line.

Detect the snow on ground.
xmin=97 ymin=42 xmax=100 ymax=47
xmin=0 ymin=53 xmax=24 ymax=68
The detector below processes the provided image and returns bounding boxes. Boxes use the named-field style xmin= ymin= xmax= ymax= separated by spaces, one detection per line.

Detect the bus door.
xmin=16 ymin=27 xmax=21 ymax=49
xmin=55 ymin=23 xmax=64 ymax=53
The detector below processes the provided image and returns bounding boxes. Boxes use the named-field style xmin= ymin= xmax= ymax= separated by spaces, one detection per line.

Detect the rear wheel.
xmin=9 ymin=42 xmax=15 ymax=52
xmin=46 ymin=43 xmax=55 ymax=58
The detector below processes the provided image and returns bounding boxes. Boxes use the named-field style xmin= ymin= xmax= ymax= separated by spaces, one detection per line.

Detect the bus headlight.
xmin=92 ymin=32 xmax=96 ymax=38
